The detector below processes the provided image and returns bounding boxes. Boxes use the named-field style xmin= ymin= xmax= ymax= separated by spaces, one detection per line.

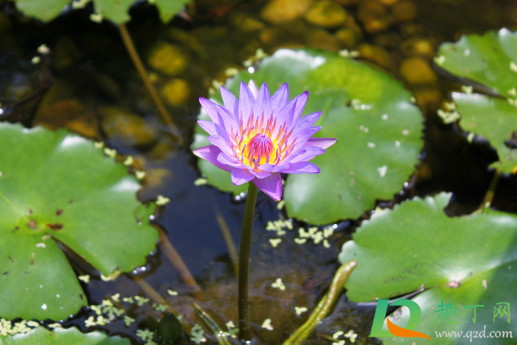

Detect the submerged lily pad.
xmin=437 ymin=28 xmax=517 ymax=173
xmin=339 ymin=193 xmax=517 ymax=343
xmin=0 ymin=327 xmax=130 ymax=345
xmin=0 ymin=123 xmax=158 ymax=320
xmin=193 ymin=49 xmax=423 ymax=224
xmin=14 ymin=0 xmax=190 ymax=24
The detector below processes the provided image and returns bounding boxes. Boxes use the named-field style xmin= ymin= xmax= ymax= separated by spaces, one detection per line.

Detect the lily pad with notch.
xmin=193 ymin=48 xmax=424 ymax=224
xmin=339 ymin=193 xmax=517 ymax=343
xmin=0 ymin=123 xmax=158 ymax=320
xmin=13 ymin=0 xmax=191 ymax=24
xmin=0 ymin=326 xmax=130 ymax=345
xmin=437 ymin=28 xmax=517 ymax=173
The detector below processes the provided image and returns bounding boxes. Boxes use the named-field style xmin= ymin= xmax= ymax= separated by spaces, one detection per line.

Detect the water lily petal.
xmin=288 ymin=126 xmax=322 ymax=153
xmin=198 ymin=119 xmax=232 ymax=139
xmin=271 ymin=83 xmax=289 ymax=111
xmin=207 ymin=135 xmax=233 ymax=155
xmin=252 ymin=82 xmax=272 ymax=119
xmin=281 ymin=161 xmax=320 ymax=174
xmin=231 ymin=168 xmax=255 ymax=185
xmin=294 ymin=111 xmax=322 ymax=132
xmin=306 ymin=137 xmax=337 ymax=149
xmin=199 ymin=98 xmax=222 ymax=125
xmin=217 ymin=152 xmax=242 ymax=168
xmin=238 ymin=81 xmax=255 ymax=124
xmin=220 ymin=86 xmax=238 ymax=116
xmin=193 ymin=145 xmax=234 ymax=172
xmin=281 ymin=97 xmax=298 ymax=124
xmin=197 ymin=120 xmax=218 ymax=136
xmin=291 ymin=91 xmax=309 ymax=124
xmin=253 ymin=173 xmax=283 ymax=201
xmin=271 ymin=99 xmax=296 ymax=138
xmin=217 ymin=105 xmax=238 ymax=134
xmin=250 ymin=169 xmax=271 ymax=179
xmin=259 ymin=162 xmax=291 ymax=173
xmin=288 ymin=146 xmax=326 ymax=163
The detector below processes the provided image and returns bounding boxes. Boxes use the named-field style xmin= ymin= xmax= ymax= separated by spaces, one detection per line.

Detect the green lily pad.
xmin=153 ymin=0 xmax=191 ymax=23
xmin=192 ymin=49 xmax=423 ymax=224
xmin=339 ymin=193 xmax=517 ymax=343
xmin=453 ymin=92 xmax=517 ymax=173
xmin=13 ymin=0 xmax=69 ymax=22
xmin=437 ymin=28 xmax=517 ymax=99
xmin=14 ymin=0 xmax=190 ymax=24
xmin=0 ymin=123 xmax=158 ymax=320
xmin=0 ymin=327 xmax=130 ymax=345
xmin=90 ymin=0 xmax=135 ymax=24
xmin=437 ymin=28 xmax=517 ymax=173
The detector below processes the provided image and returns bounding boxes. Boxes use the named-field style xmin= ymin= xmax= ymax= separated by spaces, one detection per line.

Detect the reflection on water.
xmin=1 ymin=0 xmax=517 ymax=343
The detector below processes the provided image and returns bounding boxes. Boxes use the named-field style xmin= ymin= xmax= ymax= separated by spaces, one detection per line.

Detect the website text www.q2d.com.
xmin=369 ymin=299 xmax=514 ymax=342
xmin=434 ymin=326 xmax=513 ymax=342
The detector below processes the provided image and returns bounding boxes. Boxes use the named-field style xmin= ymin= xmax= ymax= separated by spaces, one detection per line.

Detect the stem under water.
xmin=133 ymin=278 xmax=192 ymax=336
xmin=117 ymin=23 xmax=182 ymax=142
xmin=477 ymin=169 xmax=501 ymax=212
xmin=238 ymin=182 xmax=258 ymax=342
xmin=282 ymin=260 xmax=357 ymax=345
xmin=158 ymin=228 xmax=202 ymax=298
xmin=209 ymin=190 xmax=239 ymax=274
xmin=193 ymin=302 xmax=232 ymax=345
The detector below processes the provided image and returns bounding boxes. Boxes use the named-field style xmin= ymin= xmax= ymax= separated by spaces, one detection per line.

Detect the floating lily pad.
xmin=13 ymin=0 xmax=69 ymax=22
xmin=0 ymin=123 xmax=158 ymax=320
xmin=192 ymin=49 xmax=423 ymax=224
xmin=89 ymin=0 xmax=135 ymax=24
xmin=453 ymin=93 xmax=517 ymax=173
xmin=152 ymin=0 xmax=191 ymax=23
xmin=437 ymin=29 xmax=517 ymax=173
xmin=0 ymin=327 xmax=130 ymax=345
xmin=437 ymin=28 xmax=517 ymax=99
xmin=339 ymin=193 xmax=517 ymax=343
xmin=14 ymin=0 xmax=190 ymax=24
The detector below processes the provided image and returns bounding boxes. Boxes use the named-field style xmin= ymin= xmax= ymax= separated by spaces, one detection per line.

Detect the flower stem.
xmin=238 ymin=182 xmax=258 ymax=342
xmin=117 ymin=23 xmax=182 ymax=142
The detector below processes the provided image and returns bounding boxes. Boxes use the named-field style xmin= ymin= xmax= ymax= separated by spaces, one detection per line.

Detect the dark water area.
xmin=1 ymin=0 xmax=517 ymax=344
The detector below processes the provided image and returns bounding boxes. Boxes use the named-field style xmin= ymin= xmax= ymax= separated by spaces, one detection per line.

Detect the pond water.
xmin=1 ymin=0 xmax=517 ymax=344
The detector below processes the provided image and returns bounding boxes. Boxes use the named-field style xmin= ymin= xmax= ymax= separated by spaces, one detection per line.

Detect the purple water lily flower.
xmin=194 ymin=80 xmax=336 ymax=201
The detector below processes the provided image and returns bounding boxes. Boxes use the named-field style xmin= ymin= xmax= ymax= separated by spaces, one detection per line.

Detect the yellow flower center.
xmin=232 ymin=114 xmax=297 ymax=169
xmin=243 ymin=133 xmax=274 ymax=166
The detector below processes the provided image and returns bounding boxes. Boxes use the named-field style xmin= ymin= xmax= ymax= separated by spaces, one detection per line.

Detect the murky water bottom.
xmin=1 ymin=0 xmax=517 ymax=343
